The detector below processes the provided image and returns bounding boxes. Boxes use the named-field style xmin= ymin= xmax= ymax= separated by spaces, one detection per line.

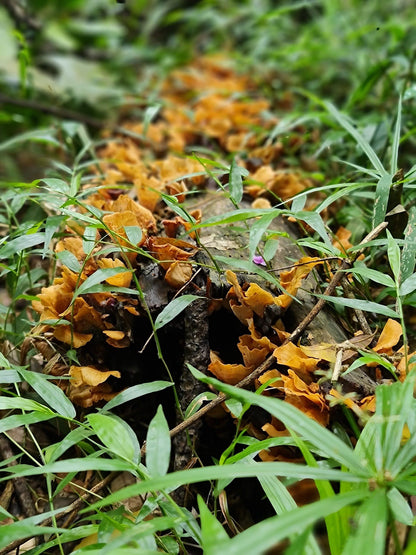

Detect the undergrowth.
xmin=1 ymin=1 xmax=416 ymax=554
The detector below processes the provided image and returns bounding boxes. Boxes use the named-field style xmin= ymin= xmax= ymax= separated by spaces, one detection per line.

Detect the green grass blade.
xmin=189 ymin=367 xmax=369 ymax=476
xmin=401 ymin=206 xmax=416 ymax=281
xmin=372 ymin=172 xmax=393 ymax=227
xmin=101 ymin=381 xmax=173 ymax=411
xmin=390 ymin=97 xmax=402 ymax=175
xmin=205 ymin=490 xmax=369 ymax=555
xmin=342 ymin=489 xmax=387 ymax=555
xmin=325 ymin=102 xmax=386 ymax=174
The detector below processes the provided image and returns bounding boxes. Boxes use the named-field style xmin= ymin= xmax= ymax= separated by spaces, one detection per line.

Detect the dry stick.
xmin=0 ymin=471 xmax=117 ymax=555
xmin=341 ymin=275 xmax=372 ymax=336
xmin=0 ymin=435 xmax=37 ymax=519
xmin=144 ymin=221 xmax=389 ymax=454
xmin=0 ymin=93 xmax=149 ymax=142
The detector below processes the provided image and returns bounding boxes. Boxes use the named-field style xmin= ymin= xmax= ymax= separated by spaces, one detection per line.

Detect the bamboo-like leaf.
xmin=342 ymin=489 xmax=387 ymax=555
xmin=372 ymin=173 xmax=393 ymax=228
xmin=228 ymin=158 xmax=248 ymax=204
xmin=145 ymin=405 xmax=171 ymax=477
xmin=102 ymin=381 xmax=173 ymax=411
xmin=325 ymin=102 xmax=386 ymax=174
xmin=314 ymin=294 xmax=399 ymax=318
xmin=154 ymin=295 xmax=200 ymax=330
xmin=87 ymin=414 xmax=138 ymax=463
xmin=18 ymin=368 xmax=76 ymax=419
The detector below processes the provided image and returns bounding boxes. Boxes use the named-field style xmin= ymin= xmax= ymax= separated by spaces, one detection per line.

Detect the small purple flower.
xmin=253 ymin=255 xmax=266 ymax=266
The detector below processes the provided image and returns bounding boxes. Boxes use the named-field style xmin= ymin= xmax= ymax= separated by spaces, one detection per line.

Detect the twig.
xmin=141 ymin=221 xmax=389 ymax=453
xmin=0 ymin=93 xmax=149 ymax=142
xmin=0 ymin=435 xmax=37 ymax=518
xmin=341 ymin=275 xmax=372 ymax=335
xmin=0 ymin=471 xmax=117 ymax=555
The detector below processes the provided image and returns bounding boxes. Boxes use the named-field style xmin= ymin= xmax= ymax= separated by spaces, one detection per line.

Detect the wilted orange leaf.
xmin=373 ymin=318 xmax=402 ymax=354
xmin=165 ymin=261 xmax=193 ymax=288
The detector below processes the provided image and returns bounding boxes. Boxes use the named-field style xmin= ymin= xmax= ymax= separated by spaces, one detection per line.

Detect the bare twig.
xmin=143 ymin=221 xmax=389 ymax=453
xmin=0 ymin=435 xmax=37 ymax=518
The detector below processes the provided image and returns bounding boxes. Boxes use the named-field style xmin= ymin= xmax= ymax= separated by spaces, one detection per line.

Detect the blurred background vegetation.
xmin=1 ymin=0 xmax=415 ymax=187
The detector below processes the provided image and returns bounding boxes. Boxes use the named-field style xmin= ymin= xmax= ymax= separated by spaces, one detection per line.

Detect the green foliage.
xmin=1 ymin=1 xmax=416 ymax=553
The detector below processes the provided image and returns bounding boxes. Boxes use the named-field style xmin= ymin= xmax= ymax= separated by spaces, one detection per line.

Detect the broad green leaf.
xmin=228 ymin=158 xmax=248 ymax=204
xmin=315 ymin=294 xmax=399 ymax=318
xmin=0 ymin=524 xmax=65 ymax=550
xmin=154 ymin=294 xmax=200 ymax=330
xmin=372 ymin=173 xmax=393 ymax=228
xmin=387 ymin=230 xmax=401 ymax=283
xmin=41 ymin=178 xmax=70 ymax=194
xmin=146 ymin=405 xmax=171 ymax=477
xmin=342 ymin=489 xmax=387 ymax=555
xmin=18 ymin=368 xmax=76 ymax=418
xmin=87 ymin=414 xmax=137 ymax=462
xmin=124 ymin=225 xmax=142 ymax=245
xmin=102 ymin=381 xmax=173 ymax=411
xmin=56 ymin=249 xmax=82 ymax=273
xmin=188 ymin=365 xmax=367 ymax=476
xmin=0 ymin=232 xmax=46 ymax=259
xmin=198 ymin=495 xmax=230 ymax=551
xmin=206 ymin=490 xmax=369 ymax=555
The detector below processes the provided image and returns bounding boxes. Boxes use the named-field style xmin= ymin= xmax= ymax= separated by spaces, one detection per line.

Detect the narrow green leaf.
xmin=56 ymin=250 xmax=82 ymax=273
xmin=314 ymin=294 xmax=399 ymax=318
xmin=188 ymin=366 xmax=368 ymax=476
xmin=198 ymin=495 xmax=230 ymax=550
xmin=387 ymin=487 xmax=414 ymax=525
xmin=154 ymin=294 xmax=199 ymax=330
xmin=342 ymin=489 xmax=387 ymax=555
xmin=0 ymin=396 xmax=52 ymax=413
xmin=87 ymin=414 xmax=137 ymax=462
xmin=325 ymin=102 xmax=386 ymax=174
xmin=248 ymin=212 xmax=276 ymax=261
xmin=401 ymin=206 xmax=416 ymax=281
xmin=372 ymin=173 xmax=393 ymax=227
xmin=124 ymin=225 xmax=142 ymax=245
xmin=0 ymin=232 xmax=46 ymax=259
xmin=387 ymin=230 xmax=401 ymax=283
xmin=0 ymin=128 xmax=59 ymax=153
xmin=102 ymin=381 xmax=173 ymax=411
xmin=73 ymin=267 xmax=132 ymax=299
xmin=390 ymin=97 xmax=402 ymax=175
xmin=0 ymin=458 xmax=133 ymax=480
xmin=228 ymin=158 xmax=248 ymax=204
xmin=194 ymin=208 xmax=276 ymax=229
xmin=348 ymin=266 xmax=395 ymax=288
xmin=206 ymin=490 xmax=369 ymax=555
xmin=146 ymin=405 xmax=171 ymax=477
xmin=18 ymin=368 xmax=76 ymax=419
xmin=82 ymin=225 xmax=96 ymax=256
xmin=0 ymin=412 xmax=54 ymax=434
xmin=294 ymin=210 xmax=333 ymax=248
